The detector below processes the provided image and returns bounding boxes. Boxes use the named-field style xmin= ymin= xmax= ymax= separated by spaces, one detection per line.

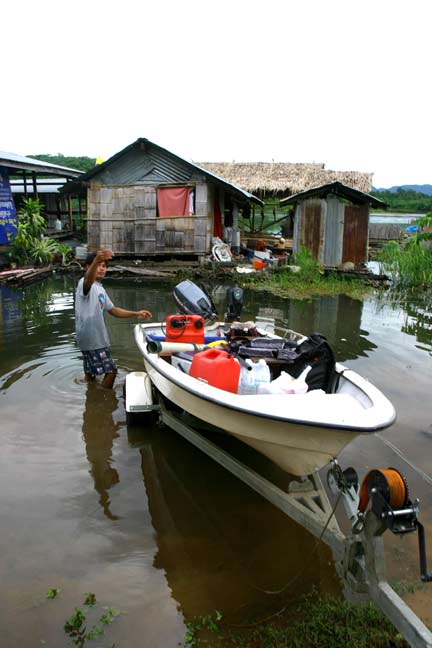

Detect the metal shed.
xmin=280 ymin=182 xmax=386 ymax=267
xmin=63 ymin=139 xmax=262 ymax=257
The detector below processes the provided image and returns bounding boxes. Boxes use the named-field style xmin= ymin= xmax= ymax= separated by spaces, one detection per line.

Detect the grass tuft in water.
xmin=241 ymin=246 xmax=371 ymax=300
xmin=184 ymin=592 xmax=410 ymax=647
xmin=379 ymin=239 xmax=432 ymax=289
xmin=379 ymin=212 xmax=432 ymax=288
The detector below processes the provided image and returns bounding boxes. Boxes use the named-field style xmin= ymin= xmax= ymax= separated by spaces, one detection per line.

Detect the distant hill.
xmin=371 ymin=186 xmax=432 ymax=213
xmin=374 ymin=184 xmax=432 ymax=195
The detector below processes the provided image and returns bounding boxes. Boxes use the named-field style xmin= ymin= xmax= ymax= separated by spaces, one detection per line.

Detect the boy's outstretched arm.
xmin=108 ymin=307 xmax=152 ymax=320
xmin=83 ymin=248 xmax=114 ymax=293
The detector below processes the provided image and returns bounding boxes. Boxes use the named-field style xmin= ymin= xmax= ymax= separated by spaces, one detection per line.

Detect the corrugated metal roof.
xmin=74 ymin=139 xmax=263 ymax=205
xmin=280 ymin=181 xmax=387 ymax=209
xmin=10 ymin=178 xmax=65 ymax=193
xmin=0 ymin=151 xmax=82 ymax=177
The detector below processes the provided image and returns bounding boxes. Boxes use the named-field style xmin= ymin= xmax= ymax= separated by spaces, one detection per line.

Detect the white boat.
xmin=131 ymin=282 xmax=396 ymax=477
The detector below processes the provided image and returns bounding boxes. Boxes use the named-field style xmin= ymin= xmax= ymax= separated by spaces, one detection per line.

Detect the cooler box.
xmin=165 ymin=315 xmax=205 ymax=344
xmin=190 ymin=348 xmax=240 ymax=393
xmin=171 ymin=351 xmax=194 ymax=374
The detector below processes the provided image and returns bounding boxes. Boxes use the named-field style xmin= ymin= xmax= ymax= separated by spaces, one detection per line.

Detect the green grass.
xmin=237 ymin=246 xmax=373 ymax=300
xmin=378 ymin=213 xmax=432 ymax=289
xmin=184 ymin=592 xmax=409 ymax=647
xmin=241 ymin=269 xmax=371 ymax=300
xmin=379 ymin=240 xmax=432 ymax=289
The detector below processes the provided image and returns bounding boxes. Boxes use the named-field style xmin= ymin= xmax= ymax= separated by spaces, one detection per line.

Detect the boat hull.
xmin=135 ymin=323 xmax=395 ymax=477
xmin=144 ymin=358 xmax=362 ymax=476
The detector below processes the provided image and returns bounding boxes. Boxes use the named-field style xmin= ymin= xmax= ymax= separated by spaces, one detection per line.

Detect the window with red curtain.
xmin=157 ymin=187 xmax=193 ymax=217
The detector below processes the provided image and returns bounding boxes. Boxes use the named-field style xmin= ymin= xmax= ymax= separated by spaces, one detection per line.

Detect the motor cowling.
xmin=172 ymin=280 xmax=218 ymax=322
xmin=225 ymin=287 xmax=243 ymax=322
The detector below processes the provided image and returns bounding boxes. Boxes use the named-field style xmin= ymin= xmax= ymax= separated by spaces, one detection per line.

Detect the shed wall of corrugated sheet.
xmin=323 ymin=196 xmax=344 ymax=266
xmin=293 ymin=196 xmax=369 ymax=266
xmin=342 ymin=204 xmax=369 ymax=264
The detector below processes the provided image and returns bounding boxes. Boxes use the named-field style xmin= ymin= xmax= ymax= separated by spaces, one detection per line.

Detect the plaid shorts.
xmin=82 ymin=347 xmax=117 ymax=377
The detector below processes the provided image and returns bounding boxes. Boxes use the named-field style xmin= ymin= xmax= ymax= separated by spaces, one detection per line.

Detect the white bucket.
xmin=254 ymin=250 xmax=270 ymax=260
xmin=75 ymin=245 xmax=88 ymax=260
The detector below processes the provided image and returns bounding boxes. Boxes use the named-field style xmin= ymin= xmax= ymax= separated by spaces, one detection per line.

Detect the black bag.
xmin=230 ymin=333 xmax=336 ymax=393
xmin=229 ymin=337 xmax=296 ymax=360
xmin=285 ymin=333 xmax=337 ymax=393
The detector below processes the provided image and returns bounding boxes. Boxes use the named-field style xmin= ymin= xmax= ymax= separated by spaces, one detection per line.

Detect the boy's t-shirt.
xmin=75 ymin=278 xmax=114 ymax=351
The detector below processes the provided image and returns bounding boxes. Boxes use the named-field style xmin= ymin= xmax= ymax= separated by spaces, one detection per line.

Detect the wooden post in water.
xmin=259 ymin=206 xmax=264 ymax=233
xmin=68 ymin=196 xmax=73 ymax=230
xmin=31 ymin=172 xmax=38 ymax=198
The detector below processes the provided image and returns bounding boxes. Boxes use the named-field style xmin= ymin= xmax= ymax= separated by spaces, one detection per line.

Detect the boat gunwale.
xmin=135 ymin=324 xmax=396 ymax=433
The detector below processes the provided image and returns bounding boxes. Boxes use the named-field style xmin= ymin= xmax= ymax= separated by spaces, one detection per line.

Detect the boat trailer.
xmin=126 ymin=373 xmax=432 ymax=647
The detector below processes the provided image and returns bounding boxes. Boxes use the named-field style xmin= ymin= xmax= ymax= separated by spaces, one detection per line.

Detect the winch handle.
xmin=417 ymin=520 xmax=432 ymax=582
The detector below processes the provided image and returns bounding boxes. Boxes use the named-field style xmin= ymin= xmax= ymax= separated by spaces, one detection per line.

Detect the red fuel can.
xmin=165 ymin=314 xmax=205 ymax=344
xmin=190 ymin=348 xmax=240 ymax=393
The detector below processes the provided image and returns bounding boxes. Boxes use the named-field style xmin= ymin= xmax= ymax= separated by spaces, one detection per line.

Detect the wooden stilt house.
xmin=280 ymin=182 xmax=386 ymax=267
xmin=63 ymin=139 xmax=262 ymax=257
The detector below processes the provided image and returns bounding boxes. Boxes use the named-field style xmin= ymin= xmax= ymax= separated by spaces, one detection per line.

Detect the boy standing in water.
xmin=75 ymin=248 xmax=152 ymax=388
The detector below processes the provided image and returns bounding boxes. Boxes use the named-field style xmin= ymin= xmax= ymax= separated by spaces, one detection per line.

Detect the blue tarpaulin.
xmin=406 ymin=224 xmax=419 ymax=234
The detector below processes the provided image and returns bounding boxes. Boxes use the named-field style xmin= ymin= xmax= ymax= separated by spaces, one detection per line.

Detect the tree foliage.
xmin=372 ymin=188 xmax=432 ymax=213
xmin=28 ymin=153 xmax=97 ymax=173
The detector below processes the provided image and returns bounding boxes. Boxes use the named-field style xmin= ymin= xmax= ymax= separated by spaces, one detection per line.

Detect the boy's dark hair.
xmin=85 ymin=252 xmax=97 ymax=266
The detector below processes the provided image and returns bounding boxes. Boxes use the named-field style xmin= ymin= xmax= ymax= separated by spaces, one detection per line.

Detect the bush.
xmin=8 ymin=198 xmax=57 ymax=266
xmin=27 ymin=237 xmax=58 ymax=265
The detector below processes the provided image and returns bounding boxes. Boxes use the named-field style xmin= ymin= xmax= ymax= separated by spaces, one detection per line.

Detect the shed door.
xmin=302 ymin=203 xmax=321 ymax=259
xmin=342 ymin=205 xmax=368 ymax=264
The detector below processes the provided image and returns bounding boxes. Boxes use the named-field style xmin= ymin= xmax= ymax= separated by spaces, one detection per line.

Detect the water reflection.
xmin=137 ymin=427 xmax=340 ymax=620
xmin=0 ymin=285 xmax=23 ymax=345
xmin=373 ymin=289 xmax=432 ymax=353
xmin=239 ymin=289 xmax=377 ymax=361
xmin=0 ymin=277 xmax=76 ymax=377
xmin=202 ymin=283 xmax=376 ymax=360
xmin=82 ymin=383 xmax=121 ymax=520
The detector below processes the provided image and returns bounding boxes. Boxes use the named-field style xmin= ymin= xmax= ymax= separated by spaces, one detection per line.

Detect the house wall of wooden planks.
xmin=87 ymin=180 xmax=214 ymax=256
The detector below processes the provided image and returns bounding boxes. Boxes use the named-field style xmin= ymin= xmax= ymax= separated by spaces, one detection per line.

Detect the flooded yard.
xmin=0 ymin=276 xmax=431 ymax=647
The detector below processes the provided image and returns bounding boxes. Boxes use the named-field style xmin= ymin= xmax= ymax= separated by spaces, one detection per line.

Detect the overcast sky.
xmin=3 ymin=0 xmax=430 ymax=188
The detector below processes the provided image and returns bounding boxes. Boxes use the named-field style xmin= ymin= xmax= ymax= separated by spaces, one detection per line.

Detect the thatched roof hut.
xmin=197 ymin=162 xmax=373 ymax=197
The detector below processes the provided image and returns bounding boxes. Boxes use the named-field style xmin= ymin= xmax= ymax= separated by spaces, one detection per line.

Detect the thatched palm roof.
xmin=197 ymin=162 xmax=372 ymax=195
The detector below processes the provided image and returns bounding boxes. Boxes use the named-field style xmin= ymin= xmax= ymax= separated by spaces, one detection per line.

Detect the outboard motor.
xmin=225 ymin=286 xmax=243 ymax=322
xmin=172 ymin=280 xmax=218 ymax=322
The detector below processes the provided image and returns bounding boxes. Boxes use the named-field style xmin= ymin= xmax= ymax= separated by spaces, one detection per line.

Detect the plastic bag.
xmin=257 ymin=366 xmax=311 ymax=395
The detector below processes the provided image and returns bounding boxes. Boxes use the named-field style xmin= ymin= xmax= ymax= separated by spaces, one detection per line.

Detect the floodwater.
xmin=369 ymin=211 xmax=422 ymax=225
xmin=0 ymin=276 xmax=431 ymax=647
